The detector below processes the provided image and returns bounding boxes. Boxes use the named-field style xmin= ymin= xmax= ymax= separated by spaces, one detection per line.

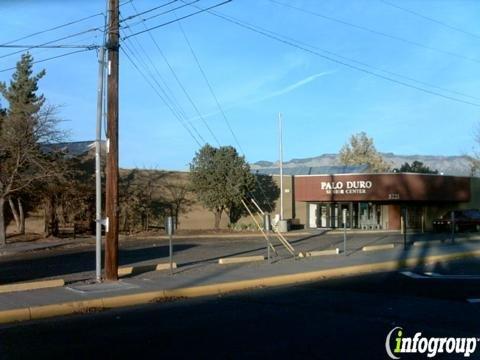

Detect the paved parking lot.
xmin=0 ymin=230 xmax=479 ymax=284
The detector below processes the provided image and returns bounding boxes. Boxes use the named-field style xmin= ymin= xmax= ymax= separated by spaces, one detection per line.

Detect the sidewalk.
xmin=0 ymin=238 xmax=479 ymax=324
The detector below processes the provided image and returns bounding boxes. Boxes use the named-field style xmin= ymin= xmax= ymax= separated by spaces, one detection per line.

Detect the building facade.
xmin=270 ymin=173 xmax=480 ymax=231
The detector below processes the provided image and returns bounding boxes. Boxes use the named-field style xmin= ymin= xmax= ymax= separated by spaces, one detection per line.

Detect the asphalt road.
xmin=1 ymin=259 xmax=480 ymax=359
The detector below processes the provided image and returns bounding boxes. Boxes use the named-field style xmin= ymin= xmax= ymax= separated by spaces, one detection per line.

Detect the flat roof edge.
xmin=292 ymin=172 xmax=472 ymax=178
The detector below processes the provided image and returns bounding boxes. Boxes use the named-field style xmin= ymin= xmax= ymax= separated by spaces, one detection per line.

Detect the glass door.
xmin=330 ymin=204 xmax=339 ymax=228
xmin=308 ymin=203 xmax=318 ymax=228
xmin=319 ymin=204 xmax=328 ymax=227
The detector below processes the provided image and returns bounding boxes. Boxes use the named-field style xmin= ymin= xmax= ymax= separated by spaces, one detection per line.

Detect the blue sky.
xmin=1 ymin=0 xmax=480 ymax=170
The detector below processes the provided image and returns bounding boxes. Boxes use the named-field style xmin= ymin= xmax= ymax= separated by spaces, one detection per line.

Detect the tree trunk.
xmin=18 ymin=198 xmax=25 ymax=235
xmin=214 ymin=209 xmax=222 ymax=230
xmin=8 ymin=197 xmax=20 ymax=233
xmin=43 ymin=202 xmax=48 ymax=236
xmin=43 ymin=200 xmax=52 ymax=237
xmin=43 ymin=196 xmax=57 ymax=237
xmin=50 ymin=195 xmax=58 ymax=237
xmin=0 ymin=197 xmax=6 ymax=247
xmin=174 ymin=208 xmax=180 ymax=229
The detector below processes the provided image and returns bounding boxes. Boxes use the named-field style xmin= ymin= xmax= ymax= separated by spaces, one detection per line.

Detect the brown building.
xmin=269 ymin=172 xmax=480 ymax=231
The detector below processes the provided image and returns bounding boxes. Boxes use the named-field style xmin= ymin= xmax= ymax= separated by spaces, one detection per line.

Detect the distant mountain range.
xmin=251 ymin=153 xmax=476 ymax=176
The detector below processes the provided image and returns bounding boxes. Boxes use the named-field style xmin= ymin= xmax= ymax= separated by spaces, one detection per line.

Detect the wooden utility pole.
xmin=105 ymin=0 xmax=119 ymax=280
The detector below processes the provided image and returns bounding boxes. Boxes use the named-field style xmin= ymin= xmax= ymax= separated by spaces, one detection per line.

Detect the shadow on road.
xmin=0 ymin=244 xmax=196 ymax=284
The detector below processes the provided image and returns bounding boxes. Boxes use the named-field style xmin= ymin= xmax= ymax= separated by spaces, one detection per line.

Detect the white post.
xmin=95 ymin=46 xmax=105 ymax=282
xmin=343 ymin=208 xmax=347 ymax=255
xmin=279 ymin=112 xmax=284 ymax=220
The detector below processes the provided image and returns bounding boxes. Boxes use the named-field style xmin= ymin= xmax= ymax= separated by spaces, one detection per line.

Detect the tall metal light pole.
xmin=105 ymin=0 xmax=119 ymax=281
xmin=278 ymin=113 xmax=284 ymax=220
xmin=95 ymin=46 xmax=105 ymax=282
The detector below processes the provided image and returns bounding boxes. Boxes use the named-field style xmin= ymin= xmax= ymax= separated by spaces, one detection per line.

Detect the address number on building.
xmin=388 ymin=193 xmax=400 ymax=200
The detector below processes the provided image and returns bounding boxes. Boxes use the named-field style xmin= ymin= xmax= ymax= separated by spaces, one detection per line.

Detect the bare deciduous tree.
xmin=339 ymin=132 xmax=391 ymax=172
xmin=161 ymin=180 xmax=193 ymax=228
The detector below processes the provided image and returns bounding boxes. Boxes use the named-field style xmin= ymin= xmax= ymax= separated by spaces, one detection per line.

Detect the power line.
xmin=0 ymin=28 xmax=102 ymax=60
xmin=0 ymin=13 xmax=104 ymax=46
xmin=126 ymin=1 xmax=222 ymax=146
xmin=0 ymin=0 xmax=206 ymax=56
xmin=129 ymin=1 xmax=275 ymax=212
xmin=268 ymin=0 xmax=480 ymax=65
xmin=120 ymin=45 xmax=203 ymax=147
xmin=259 ymin=3 xmax=480 ymax=102
xmin=0 ymin=0 xmax=132 ymax=47
xmin=175 ymin=12 xmax=276 ymax=213
xmin=120 ymin=16 xmax=207 ymax=144
xmin=122 ymin=41 xmax=203 ymax=145
xmin=122 ymin=0 xmax=232 ymax=40
xmin=0 ymin=44 xmax=99 ymax=49
xmin=122 ymin=36 xmax=206 ymax=143
xmin=191 ymin=4 xmax=480 ymax=108
xmin=125 ymin=1 xmax=280 ymax=215
xmin=121 ymin=10 xmax=206 ymax=144
xmin=176 ymin=17 xmax=244 ymax=153
xmin=121 ymin=0 xmax=178 ymax=23
xmin=0 ymin=48 xmax=95 ymax=73
xmin=380 ymin=0 xmax=480 ymax=41
xmin=4 ymin=33 xmax=105 ymax=63
xmin=121 ymin=10 xmax=207 ymax=144
xmin=123 ymin=0 xmax=200 ymax=29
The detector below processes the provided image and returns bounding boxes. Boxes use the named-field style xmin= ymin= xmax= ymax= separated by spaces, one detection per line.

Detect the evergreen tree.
xmin=1 ymin=53 xmax=45 ymax=119
xmin=190 ymin=145 xmax=255 ymax=229
xmin=0 ymin=53 xmax=60 ymax=245
xmin=395 ymin=161 xmax=438 ymax=174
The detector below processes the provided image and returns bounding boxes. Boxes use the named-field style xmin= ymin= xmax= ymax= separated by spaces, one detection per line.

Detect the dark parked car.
xmin=432 ymin=209 xmax=480 ymax=232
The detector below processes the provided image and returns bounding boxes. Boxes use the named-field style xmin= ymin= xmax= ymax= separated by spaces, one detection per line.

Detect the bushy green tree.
xmin=339 ymin=132 xmax=390 ymax=172
xmin=190 ymin=145 xmax=255 ymax=229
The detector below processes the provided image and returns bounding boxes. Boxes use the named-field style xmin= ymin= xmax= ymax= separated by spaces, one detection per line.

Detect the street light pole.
xmin=279 ymin=112 xmax=284 ymax=220
xmin=105 ymin=0 xmax=120 ymax=281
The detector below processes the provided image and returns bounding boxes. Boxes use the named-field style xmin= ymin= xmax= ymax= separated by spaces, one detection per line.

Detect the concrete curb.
xmin=30 ymin=299 xmax=104 ymax=320
xmin=413 ymin=240 xmax=444 ymax=247
xmin=329 ymin=229 xmax=399 ymax=235
xmin=156 ymin=263 xmax=177 ymax=271
xmin=305 ymin=249 xmax=340 ymax=257
xmin=118 ymin=263 xmax=177 ymax=277
xmin=0 ymin=308 xmax=30 ymax=323
xmin=218 ymin=256 xmax=265 ymax=265
xmin=0 ymin=279 xmax=64 ymax=294
xmin=1 ymin=249 xmax=479 ymax=325
xmin=362 ymin=244 xmax=395 ymax=251
xmin=123 ymin=232 xmax=312 ymax=241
